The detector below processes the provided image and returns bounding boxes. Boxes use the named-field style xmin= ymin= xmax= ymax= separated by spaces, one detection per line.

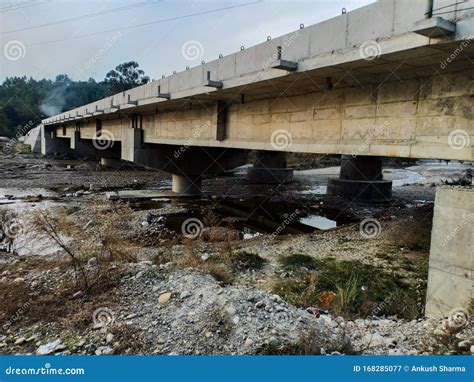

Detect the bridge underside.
xmin=44 ymin=66 xmax=473 ymax=165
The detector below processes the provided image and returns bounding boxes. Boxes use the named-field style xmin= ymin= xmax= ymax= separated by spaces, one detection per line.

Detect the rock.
xmin=470 ymin=345 xmax=474 ymax=355
xmin=137 ymin=248 xmax=165 ymax=262
xmin=201 ymin=252 xmax=209 ymax=261
xmin=158 ymin=292 xmax=172 ymax=304
xmin=244 ymin=338 xmax=253 ymax=347
xmin=73 ymin=291 xmax=84 ymax=299
xmin=14 ymin=337 xmax=26 ymax=345
xmin=36 ymin=339 xmax=63 ymax=355
xmin=106 ymin=333 xmax=114 ymax=344
xmin=362 ymin=333 xmax=386 ymax=348
xmin=84 ymin=343 xmax=97 ymax=354
xmin=180 ymin=291 xmax=191 ymax=299
xmin=87 ymin=257 xmax=97 ymax=266
xmin=95 ymin=346 xmax=114 ymax=355
xmin=13 ymin=277 xmax=25 ymax=283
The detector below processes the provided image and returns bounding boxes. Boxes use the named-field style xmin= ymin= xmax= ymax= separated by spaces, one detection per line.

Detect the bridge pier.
xmin=425 ymin=186 xmax=473 ymax=319
xmin=172 ymin=174 xmax=202 ymax=195
xmin=327 ymin=155 xmax=392 ymax=203
xmin=247 ymin=151 xmax=293 ymax=184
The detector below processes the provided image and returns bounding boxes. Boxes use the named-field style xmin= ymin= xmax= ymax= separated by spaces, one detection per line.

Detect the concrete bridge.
xmin=38 ymin=0 xmax=473 ymax=319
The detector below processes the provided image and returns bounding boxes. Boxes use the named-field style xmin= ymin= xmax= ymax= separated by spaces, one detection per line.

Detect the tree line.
xmin=0 ymin=61 xmax=149 ymax=137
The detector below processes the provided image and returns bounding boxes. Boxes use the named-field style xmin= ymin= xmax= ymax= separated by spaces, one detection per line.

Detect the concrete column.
xmin=247 ymin=151 xmax=293 ymax=184
xmin=327 ymin=155 xmax=392 ymax=203
xmin=425 ymin=186 xmax=473 ymax=319
xmin=100 ymin=157 xmax=124 ymax=169
xmin=172 ymin=174 xmax=202 ymax=195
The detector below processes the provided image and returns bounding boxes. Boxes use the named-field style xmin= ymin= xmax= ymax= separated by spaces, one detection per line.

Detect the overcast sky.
xmin=0 ymin=0 xmax=375 ymax=82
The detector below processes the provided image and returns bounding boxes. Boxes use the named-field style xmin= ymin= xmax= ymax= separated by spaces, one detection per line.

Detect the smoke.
xmin=39 ymin=83 xmax=68 ymax=117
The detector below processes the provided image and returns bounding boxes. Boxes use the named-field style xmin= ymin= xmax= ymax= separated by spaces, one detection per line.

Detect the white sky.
xmin=0 ymin=0 xmax=376 ymax=82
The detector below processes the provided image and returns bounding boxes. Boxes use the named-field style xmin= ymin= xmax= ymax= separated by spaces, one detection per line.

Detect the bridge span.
xmin=37 ymin=0 xmax=473 ymax=319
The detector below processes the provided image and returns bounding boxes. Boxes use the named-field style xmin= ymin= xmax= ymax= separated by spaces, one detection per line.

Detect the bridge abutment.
xmin=247 ymin=151 xmax=293 ymax=184
xmin=425 ymin=186 xmax=473 ymax=319
xmin=327 ymin=155 xmax=392 ymax=203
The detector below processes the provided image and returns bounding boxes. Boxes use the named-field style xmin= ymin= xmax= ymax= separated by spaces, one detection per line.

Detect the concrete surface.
xmin=425 ymin=186 xmax=473 ymax=319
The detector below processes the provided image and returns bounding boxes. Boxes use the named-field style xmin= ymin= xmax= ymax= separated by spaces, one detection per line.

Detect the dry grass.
xmin=29 ymin=202 xmax=138 ymax=292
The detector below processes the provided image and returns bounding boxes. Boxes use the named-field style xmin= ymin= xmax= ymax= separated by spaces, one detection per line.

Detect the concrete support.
xmin=70 ymin=131 xmax=98 ymax=159
xmin=425 ymin=186 xmax=473 ymax=319
xmin=24 ymin=125 xmax=42 ymax=153
xmin=100 ymin=157 xmax=124 ymax=169
xmin=327 ymin=155 xmax=392 ymax=203
xmin=171 ymin=175 xmax=202 ymax=195
xmin=247 ymin=151 xmax=293 ymax=184
xmin=41 ymin=125 xmax=72 ymax=156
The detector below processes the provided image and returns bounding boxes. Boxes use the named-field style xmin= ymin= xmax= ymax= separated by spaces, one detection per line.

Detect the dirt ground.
xmin=0 ymin=152 xmax=472 ymax=355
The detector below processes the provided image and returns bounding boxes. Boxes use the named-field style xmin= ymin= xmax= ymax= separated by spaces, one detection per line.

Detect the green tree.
xmin=104 ymin=61 xmax=150 ymax=94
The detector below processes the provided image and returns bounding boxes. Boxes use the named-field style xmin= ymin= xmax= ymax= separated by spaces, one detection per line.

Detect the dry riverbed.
xmin=0 ymin=153 xmax=472 ymax=355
